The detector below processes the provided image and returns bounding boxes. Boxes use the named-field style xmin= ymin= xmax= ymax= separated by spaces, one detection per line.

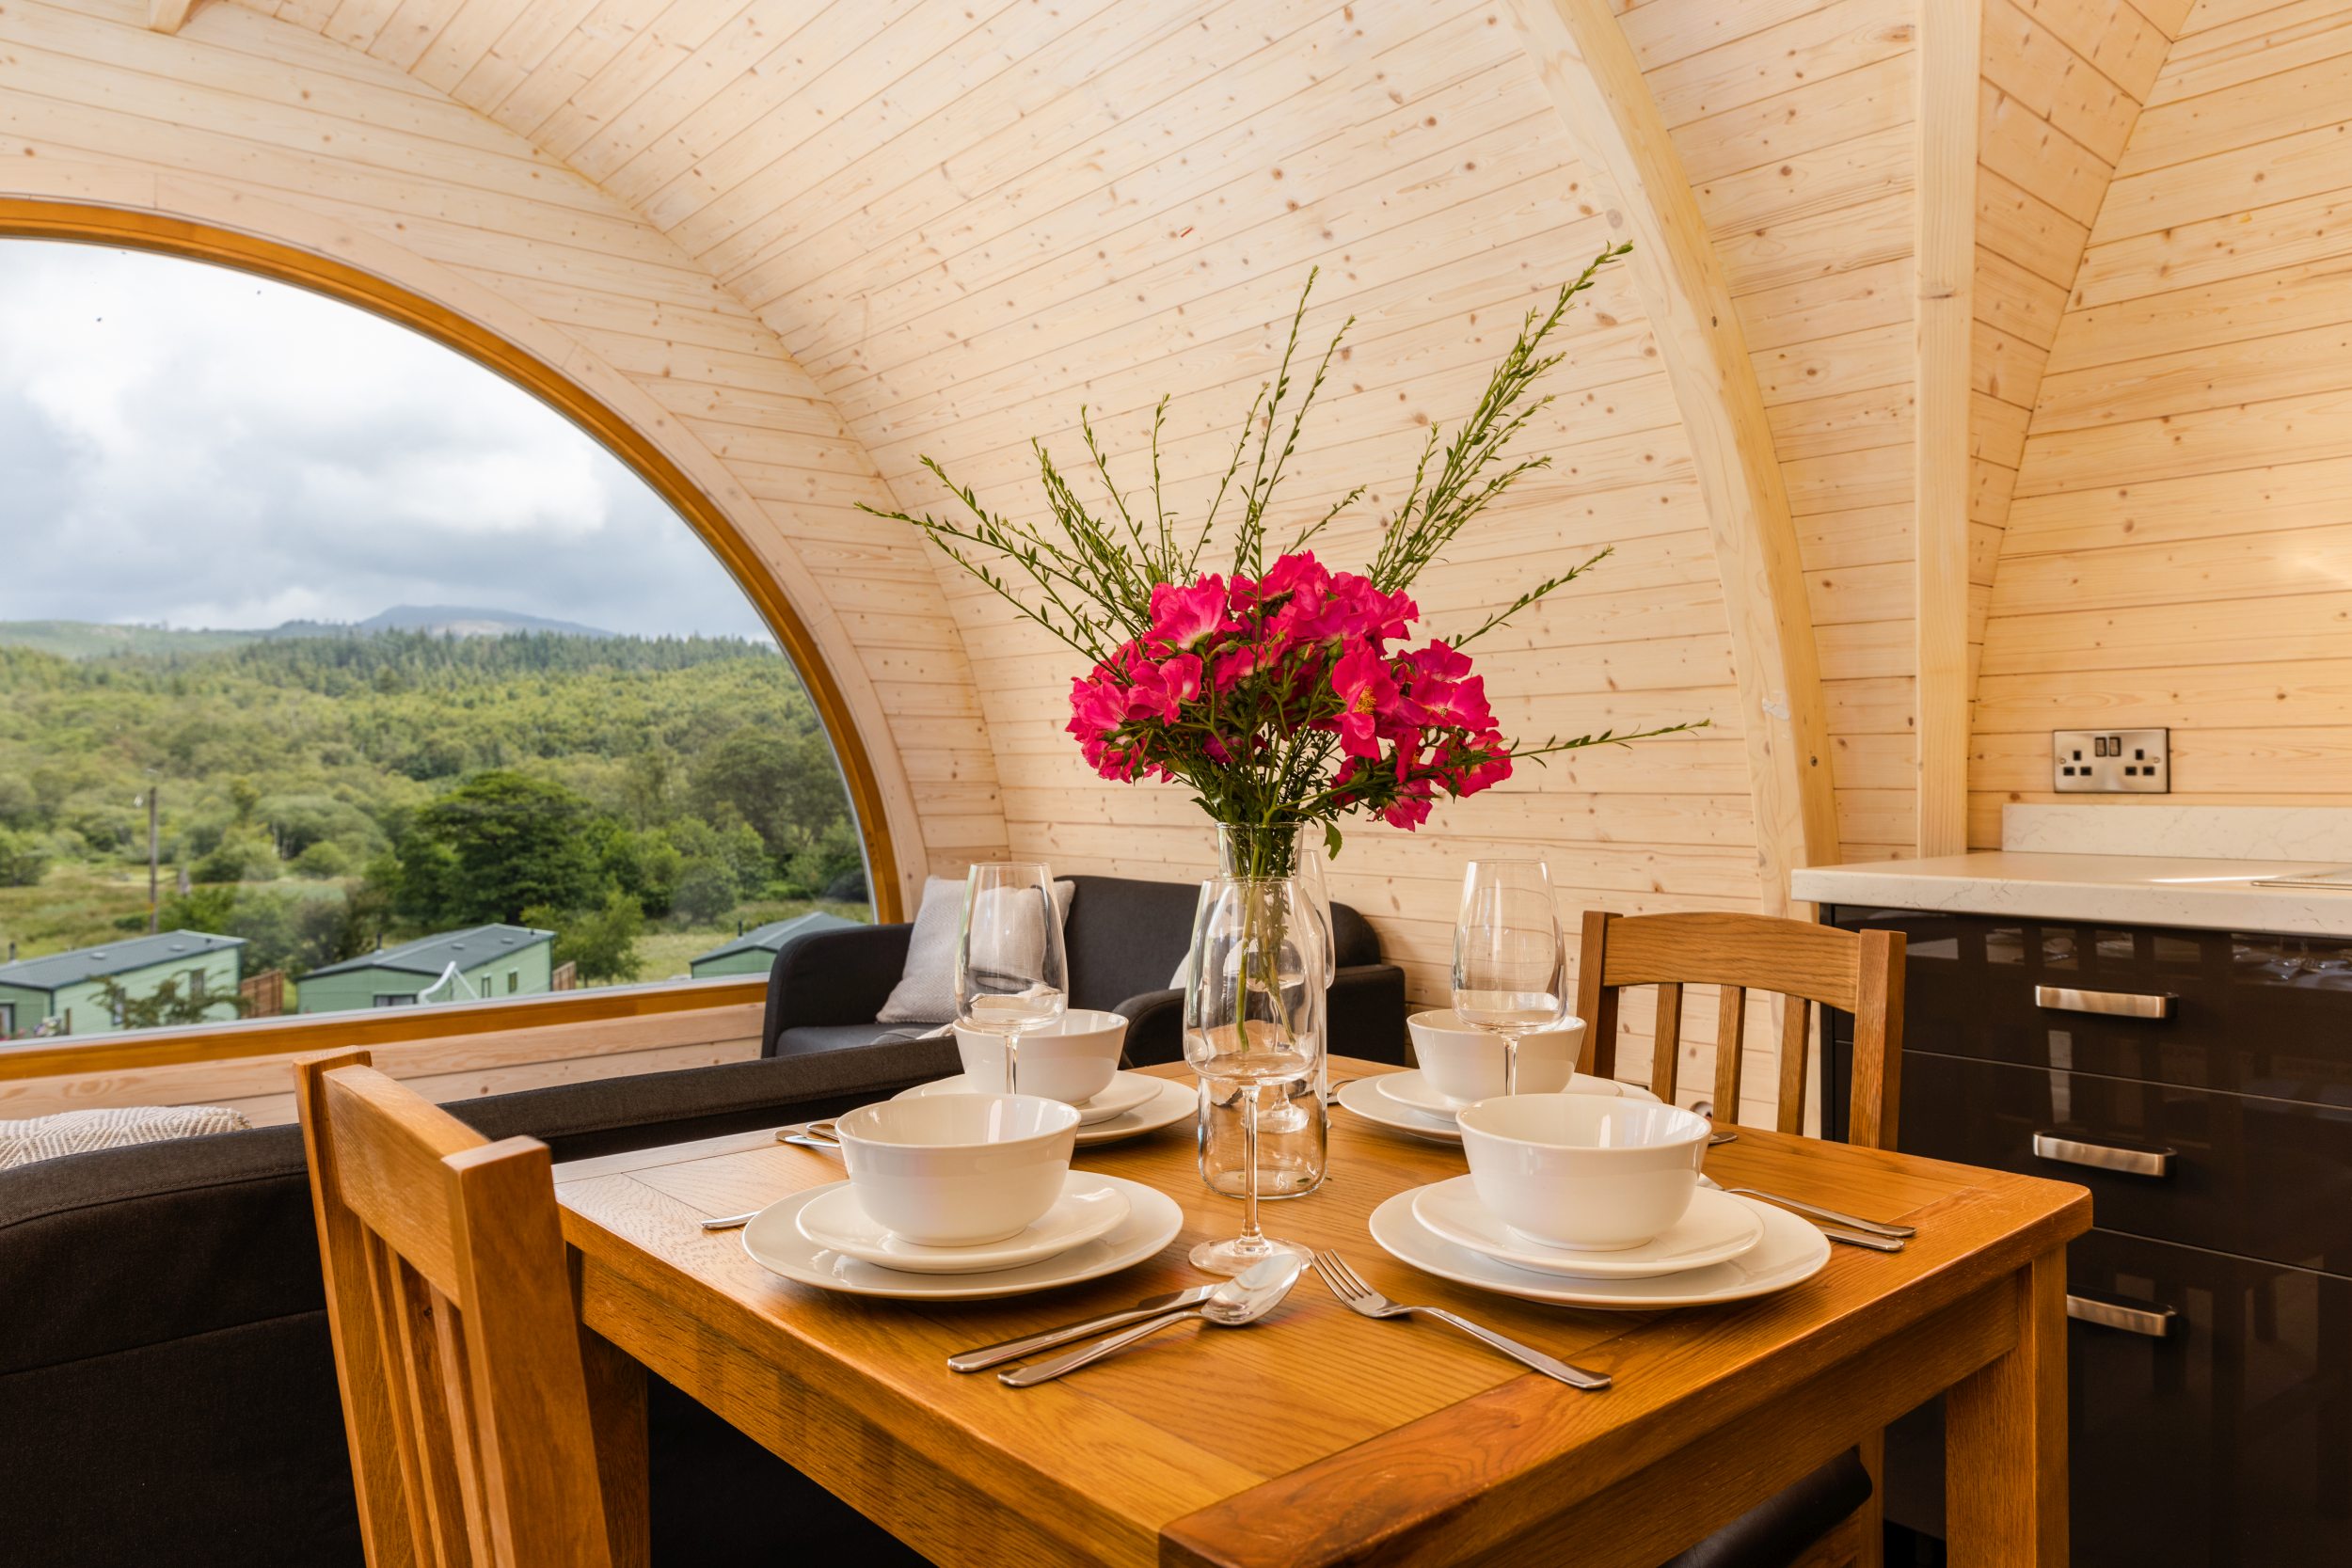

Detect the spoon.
xmin=998 ymin=1254 xmax=1303 ymax=1386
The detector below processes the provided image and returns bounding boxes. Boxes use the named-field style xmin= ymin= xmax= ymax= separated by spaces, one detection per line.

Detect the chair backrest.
xmin=293 ymin=1049 xmax=616 ymax=1568
xmin=1574 ymin=911 xmax=1906 ymax=1149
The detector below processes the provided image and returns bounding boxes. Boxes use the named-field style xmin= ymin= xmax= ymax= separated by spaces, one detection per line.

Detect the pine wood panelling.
xmin=1 ymin=0 xmax=1009 ymax=904
xmin=1975 ymin=0 xmax=2352 ymax=839
xmin=1964 ymin=0 xmax=2181 ymax=823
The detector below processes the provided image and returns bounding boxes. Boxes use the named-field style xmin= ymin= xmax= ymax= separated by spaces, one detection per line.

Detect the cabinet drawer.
xmin=1825 ymin=907 xmax=2352 ymax=1105
xmin=1883 ymin=1227 xmax=2352 ymax=1567
xmin=1900 ymin=1051 xmax=2352 ymax=1275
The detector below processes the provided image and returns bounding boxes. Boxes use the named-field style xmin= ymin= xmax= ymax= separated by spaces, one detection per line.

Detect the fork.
xmin=1310 ymin=1251 xmax=1611 ymax=1390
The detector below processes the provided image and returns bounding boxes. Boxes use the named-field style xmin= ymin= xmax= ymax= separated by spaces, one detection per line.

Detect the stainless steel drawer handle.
xmin=2034 ymin=984 xmax=2175 ymax=1019
xmin=2067 ymin=1294 xmax=2176 ymax=1339
xmin=2032 ymin=1132 xmax=2173 ymax=1178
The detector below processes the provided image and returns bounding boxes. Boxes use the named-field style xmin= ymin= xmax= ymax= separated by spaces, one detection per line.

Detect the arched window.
xmin=0 ymin=241 xmax=869 ymax=1042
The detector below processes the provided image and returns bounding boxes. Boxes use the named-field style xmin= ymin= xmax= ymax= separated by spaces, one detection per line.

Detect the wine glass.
xmin=1183 ymin=876 xmax=1323 ymax=1275
xmin=954 ymin=863 xmax=1068 ymax=1096
xmin=1452 ymin=859 xmax=1567 ymax=1098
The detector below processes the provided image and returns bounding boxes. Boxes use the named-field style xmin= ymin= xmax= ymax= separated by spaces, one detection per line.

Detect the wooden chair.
xmin=1576 ymin=911 xmax=1906 ymax=1568
xmin=293 ymin=1048 xmax=642 ymax=1568
xmin=1576 ymin=909 xmax=1905 ymax=1148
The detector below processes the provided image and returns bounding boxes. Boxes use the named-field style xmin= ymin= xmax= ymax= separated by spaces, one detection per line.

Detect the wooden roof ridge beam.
xmin=1503 ymin=0 xmax=1842 ymax=912
xmin=1915 ymin=0 xmax=1979 ymax=857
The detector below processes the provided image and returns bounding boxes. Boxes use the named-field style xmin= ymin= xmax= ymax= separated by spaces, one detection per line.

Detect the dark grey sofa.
xmin=761 ymin=873 xmax=1409 ymax=1065
xmin=0 ymin=1037 xmax=959 ymax=1567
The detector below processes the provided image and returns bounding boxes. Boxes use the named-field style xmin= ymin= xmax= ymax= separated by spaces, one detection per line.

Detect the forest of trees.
xmin=0 ymin=626 xmax=867 ymax=992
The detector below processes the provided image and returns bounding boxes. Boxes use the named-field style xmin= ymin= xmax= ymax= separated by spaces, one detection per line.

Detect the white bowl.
xmin=1455 ymin=1094 xmax=1710 ymax=1251
xmin=1409 ymin=1009 xmax=1589 ymax=1103
xmin=832 ymin=1094 xmax=1079 ymax=1246
xmin=955 ymin=1008 xmax=1126 ymax=1105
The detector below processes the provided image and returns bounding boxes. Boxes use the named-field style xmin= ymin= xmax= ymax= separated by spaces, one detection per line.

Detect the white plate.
xmin=1411 ymin=1177 xmax=1765 ymax=1279
xmin=794 ymin=1171 xmax=1131 ymax=1275
xmin=743 ymin=1175 xmax=1183 ymax=1300
xmin=1369 ymin=1186 xmax=1828 ymax=1309
xmin=1334 ymin=1074 xmax=1465 ymax=1144
xmin=893 ymin=1072 xmax=1197 ymax=1144
xmin=1377 ymin=1068 xmax=1653 ymax=1118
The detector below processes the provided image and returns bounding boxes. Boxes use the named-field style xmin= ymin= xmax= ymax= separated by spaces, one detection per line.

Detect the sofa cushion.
xmin=1064 ymin=875 xmax=1384 ymax=1013
xmin=876 ymin=874 xmax=1073 ymax=1023
xmin=1 ymin=1105 xmax=252 ymax=1171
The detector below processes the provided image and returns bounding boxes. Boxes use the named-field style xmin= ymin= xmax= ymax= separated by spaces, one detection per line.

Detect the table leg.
xmin=579 ymin=1324 xmax=651 ymax=1568
xmin=1945 ymin=1245 xmax=2068 ymax=1567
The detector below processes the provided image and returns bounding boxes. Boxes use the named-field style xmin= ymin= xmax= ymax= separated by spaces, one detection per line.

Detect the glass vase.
xmin=1181 ymin=873 xmax=1325 ymax=1273
xmin=1203 ymin=825 xmax=1332 ymax=1196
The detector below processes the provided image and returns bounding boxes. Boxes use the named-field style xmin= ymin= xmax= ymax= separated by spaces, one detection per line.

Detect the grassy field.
xmin=0 ymin=866 xmax=160 ymax=959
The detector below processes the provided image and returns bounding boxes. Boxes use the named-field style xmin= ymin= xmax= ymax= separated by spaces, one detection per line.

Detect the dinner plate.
xmin=793 ymin=1171 xmax=1131 ymax=1275
xmin=743 ymin=1175 xmax=1183 ymax=1300
xmin=1334 ymin=1074 xmax=1466 ymax=1144
xmin=1410 ymin=1177 xmax=1766 ymax=1279
xmin=1369 ymin=1186 xmax=1828 ymax=1309
xmin=1377 ymin=1068 xmax=1656 ymax=1118
xmin=893 ymin=1072 xmax=1197 ymax=1144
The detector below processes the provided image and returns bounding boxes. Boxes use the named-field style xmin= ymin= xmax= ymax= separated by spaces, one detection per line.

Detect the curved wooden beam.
xmin=0 ymin=182 xmax=919 ymax=918
xmin=1915 ymin=0 xmax=1980 ymax=858
xmin=1505 ymin=0 xmax=1841 ymax=910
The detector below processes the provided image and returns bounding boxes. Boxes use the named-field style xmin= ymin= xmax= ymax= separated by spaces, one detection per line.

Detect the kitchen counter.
xmin=1791 ymin=850 xmax=2352 ymax=938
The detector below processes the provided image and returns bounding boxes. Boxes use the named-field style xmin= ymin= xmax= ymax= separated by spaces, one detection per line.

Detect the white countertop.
xmin=1791 ymin=852 xmax=2352 ymax=938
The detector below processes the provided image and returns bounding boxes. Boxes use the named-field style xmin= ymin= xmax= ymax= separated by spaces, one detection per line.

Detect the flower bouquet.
xmin=864 ymin=239 xmax=1700 ymax=876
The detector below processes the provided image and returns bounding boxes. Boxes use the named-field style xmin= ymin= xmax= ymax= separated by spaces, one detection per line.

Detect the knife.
xmin=946 ymin=1286 xmax=1218 ymax=1372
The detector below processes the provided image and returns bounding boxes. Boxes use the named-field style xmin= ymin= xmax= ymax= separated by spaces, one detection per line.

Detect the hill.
xmin=0 ymin=606 xmax=620 ymax=659
xmin=0 ymin=621 xmax=263 ymax=659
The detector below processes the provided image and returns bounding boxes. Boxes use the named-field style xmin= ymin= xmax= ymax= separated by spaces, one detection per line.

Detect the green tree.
xmin=0 ymin=828 xmax=49 ymax=887
xmin=536 ymin=889 xmax=643 ymax=985
xmin=689 ymin=730 xmax=844 ymax=863
xmin=403 ymin=770 xmax=602 ymax=925
xmin=93 ymin=974 xmax=248 ymax=1031
xmin=195 ymin=829 xmax=278 ymax=883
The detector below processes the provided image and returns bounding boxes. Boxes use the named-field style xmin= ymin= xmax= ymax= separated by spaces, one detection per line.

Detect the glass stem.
xmin=1003 ymin=1033 xmax=1018 ymax=1097
xmin=1502 ymin=1032 xmax=1518 ymax=1096
xmin=1237 ymin=1083 xmax=1263 ymax=1245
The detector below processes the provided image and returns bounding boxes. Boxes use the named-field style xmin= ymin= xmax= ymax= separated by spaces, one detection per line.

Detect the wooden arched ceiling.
xmin=7 ymin=0 xmax=2265 ymax=1104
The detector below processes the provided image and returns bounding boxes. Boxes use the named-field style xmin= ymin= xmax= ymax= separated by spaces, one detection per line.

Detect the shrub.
xmin=0 ymin=829 xmax=49 ymax=887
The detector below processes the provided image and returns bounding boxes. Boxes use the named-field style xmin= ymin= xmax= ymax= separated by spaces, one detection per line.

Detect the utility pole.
xmin=146 ymin=783 xmax=160 ymax=934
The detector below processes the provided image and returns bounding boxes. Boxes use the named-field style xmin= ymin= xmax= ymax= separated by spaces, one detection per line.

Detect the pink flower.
xmin=1148 ymin=578 xmax=1231 ymax=652
xmin=1209 ymin=641 xmax=1259 ymax=692
xmin=1328 ymin=643 xmax=1400 ymax=760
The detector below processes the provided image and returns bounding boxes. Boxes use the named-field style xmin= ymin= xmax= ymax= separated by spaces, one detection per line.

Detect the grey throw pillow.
xmin=0 ymin=1104 xmax=251 ymax=1170
xmin=877 ymin=874 xmax=1073 ymax=1024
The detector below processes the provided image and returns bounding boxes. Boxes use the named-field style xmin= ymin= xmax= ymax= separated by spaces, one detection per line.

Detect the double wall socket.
xmin=2054 ymin=729 xmax=2169 ymax=793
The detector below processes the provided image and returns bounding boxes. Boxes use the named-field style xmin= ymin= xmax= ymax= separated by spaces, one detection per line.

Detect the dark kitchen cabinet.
xmin=1821 ymin=907 xmax=2352 ymax=1568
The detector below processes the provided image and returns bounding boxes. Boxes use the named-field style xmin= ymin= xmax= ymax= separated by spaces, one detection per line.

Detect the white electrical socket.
xmin=2053 ymin=729 xmax=2169 ymax=793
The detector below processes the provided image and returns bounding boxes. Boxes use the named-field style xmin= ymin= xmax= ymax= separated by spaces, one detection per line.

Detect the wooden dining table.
xmin=553 ymin=1058 xmax=2090 ymax=1568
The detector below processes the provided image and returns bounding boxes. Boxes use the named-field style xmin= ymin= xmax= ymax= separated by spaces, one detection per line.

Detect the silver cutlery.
xmin=699 ymin=1209 xmax=762 ymax=1231
xmin=1708 ymin=1131 xmax=1738 ymax=1147
xmin=777 ymin=1119 xmax=842 ymax=1152
xmin=1708 ymin=1181 xmax=1915 ymax=1240
xmin=948 ymin=1286 xmax=1219 ymax=1372
xmin=998 ymin=1255 xmax=1301 ymax=1386
xmin=1310 ymin=1250 xmax=1611 ymax=1390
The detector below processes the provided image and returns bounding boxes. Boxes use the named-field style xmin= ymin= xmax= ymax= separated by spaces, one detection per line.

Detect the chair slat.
xmin=296 ymin=1051 xmax=424 ymax=1568
xmin=1775 ymin=994 xmax=1809 ymax=1136
xmin=1597 ymin=911 xmax=1864 ymax=1008
xmin=1650 ymin=982 xmax=1683 ymax=1103
xmin=1849 ymin=928 xmax=1906 ymax=1151
xmin=1712 ymin=984 xmax=1747 ymax=1121
xmin=1575 ymin=909 xmax=1619 ymax=1082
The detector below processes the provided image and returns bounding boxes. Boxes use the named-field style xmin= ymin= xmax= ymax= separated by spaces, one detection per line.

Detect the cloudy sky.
xmin=0 ymin=241 xmax=770 ymax=641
